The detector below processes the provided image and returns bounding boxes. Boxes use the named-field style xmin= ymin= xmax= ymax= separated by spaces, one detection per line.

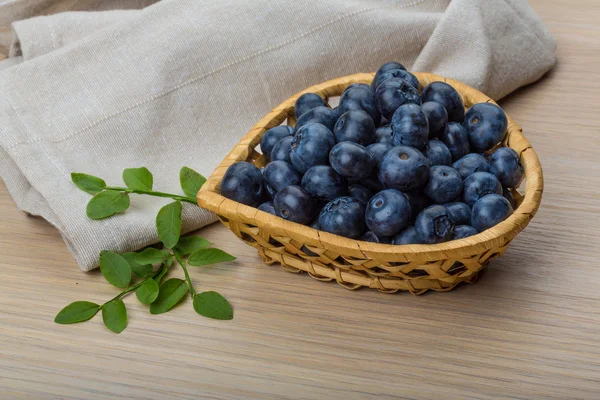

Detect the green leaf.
xmin=188 ymin=248 xmax=236 ymax=267
xmin=122 ymin=167 xmax=153 ymax=191
xmin=149 ymin=278 xmax=188 ymax=315
xmin=121 ymin=252 xmax=153 ymax=278
xmin=193 ymin=291 xmax=233 ymax=320
xmin=54 ymin=301 xmax=100 ymax=324
xmin=135 ymin=248 xmax=172 ymax=265
xmin=71 ymin=173 xmax=107 ymax=195
xmin=180 ymin=166 xmax=206 ymax=199
xmin=156 ymin=201 xmax=182 ymax=249
xmin=99 ymin=250 xmax=131 ymax=288
xmin=102 ymin=299 xmax=128 ymax=334
xmin=86 ymin=190 xmax=130 ymax=220
xmin=136 ymin=279 xmax=160 ymax=305
xmin=174 ymin=236 xmax=211 ymax=255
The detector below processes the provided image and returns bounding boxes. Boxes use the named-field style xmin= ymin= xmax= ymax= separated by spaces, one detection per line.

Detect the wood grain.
xmin=1 ymin=0 xmax=600 ymax=398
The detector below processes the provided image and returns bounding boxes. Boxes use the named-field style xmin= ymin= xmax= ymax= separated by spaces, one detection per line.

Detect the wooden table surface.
xmin=2 ymin=1 xmax=599 ymax=399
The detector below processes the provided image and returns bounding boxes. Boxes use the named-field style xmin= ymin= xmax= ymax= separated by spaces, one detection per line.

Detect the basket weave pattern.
xmin=198 ymin=73 xmax=543 ymax=294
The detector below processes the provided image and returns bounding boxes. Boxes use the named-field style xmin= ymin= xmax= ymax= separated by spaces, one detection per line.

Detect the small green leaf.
xmin=156 ymin=201 xmax=182 ymax=249
xmin=180 ymin=167 xmax=206 ymax=199
xmin=86 ymin=190 xmax=130 ymax=220
xmin=174 ymin=236 xmax=211 ymax=255
xmin=135 ymin=248 xmax=172 ymax=265
xmin=102 ymin=299 xmax=128 ymax=334
xmin=121 ymin=252 xmax=153 ymax=277
xmin=99 ymin=250 xmax=131 ymax=288
xmin=123 ymin=167 xmax=153 ymax=191
xmin=71 ymin=173 xmax=107 ymax=195
xmin=149 ymin=278 xmax=188 ymax=315
xmin=193 ymin=291 xmax=233 ymax=320
xmin=188 ymin=248 xmax=236 ymax=267
xmin=136 ymin=279 xmax=160 ymax=305
xmin=165 ymin=257 xmax=174 ymax=267
xmin=55 ymin=301 xmax=100 ymax=324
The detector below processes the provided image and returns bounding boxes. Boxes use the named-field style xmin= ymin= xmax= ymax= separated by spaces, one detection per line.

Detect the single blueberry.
xmin=503 ymin=187 xmax=517 ymax=209
xmin=372 ymin=69 xmax=419 ymax=93
xmin=373 ymin=62 xmax=407 ymax=86
xmin=260 ymin=125 xmax=294 ymax=160
xmin=294 ymin=93 xmax=327 ymax=120
xmin=374 ymin=125 xmax=393 ymax=144
xmin=339 ymin=84 xmax=381 ymax=125
xmin=290 ymin=123 xmax=336 ymax=174
xmin=424 ymin=165 xmax=463 ymax=204
xmin=365 ymin=189 xmax=411 ymax=237
xmin=329 ymin=142 xmax=376 ymax=179
xmin=404 ymin=190 xmax=432 ymax=221
xmin=471 ymin=193 xmax=513 ymax=232
xmin=366 ymin=142 xmax=393 ymax=166
xmin=439 ymin=122 xmax=470 ymax=161
xmin=391 ymin=225 xmax=421 ymax=245
xmin=390 ymin=103 xmax=429 ymax=149
xmin=452 ymin=153 xmax=489 ymax=180
xmin=375 ymin=78 xmax=421 ymax=121
xmin=379 ymin=146 xmax=430 ymax=191
xmin=333 ymin=109 xmax=375 ymax=145
xmin=489 ymin=147 xmax=524 ymax=188
xmin=258 ymin=201 xmax=276 ymax=215
xmin=301 ymin=165 xmax=347 ymax=201
xmin=463 ymin=171 xmax=502 ymax=206
xmin=309 ymin=217 xmax=320 ymax=230
xmin=463 ymin=103 xmax=508 ymax=153
xmin=273 ymin=185 xmax=317 ymax=225
xmin=349 ymin=176 xmax=384 ymax=193
xmin=318 ymin=196 xmax=366 ymax=238
xmin=421 ymin=81 xmax=465 ymax=122
xmin=295 ymin=106 xmax=338 ymax=132
xmin=221 ymin=161 xmax=264 ymax=207
xmin=453 ymin=225 xmax=478 ymax=239
xmin=421 ymin=101 xmax=448 ymax=138
xmin=444 ymin=202 xmax=472 ymax=225
xmin=270 ymin=136 xmax=294 ymax=163
xmin=424 ymin=139 xmax=452 ymax=166
xmin=360 ymin=231 xmax=391 ymax=244
xmin=414 ymin=205 xmax=455 ymax=244
xmin=348 ymin=184 xmax=373 ymax=205
xmin=262 ymin=160 xmax=301 ymax=196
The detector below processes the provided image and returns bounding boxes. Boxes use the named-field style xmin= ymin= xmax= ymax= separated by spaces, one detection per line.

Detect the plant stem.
xmin=173 ymin=249 xmax=196 ymax=298
xmin=105 ymin=263 xmax=168 ymax=305
xmin=106 ymin=186 xmax=196 ymax=204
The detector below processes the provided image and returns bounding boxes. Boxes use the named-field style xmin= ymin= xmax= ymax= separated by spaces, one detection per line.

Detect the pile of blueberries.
xmin=220 ymin=62 xmax=523 ymax=245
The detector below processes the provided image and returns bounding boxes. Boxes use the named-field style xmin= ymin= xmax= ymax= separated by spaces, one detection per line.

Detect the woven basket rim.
xmin=198 ymin=72 xmax=543 ymax=260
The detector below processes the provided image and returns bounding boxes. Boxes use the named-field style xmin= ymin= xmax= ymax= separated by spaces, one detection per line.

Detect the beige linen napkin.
xmin=0 ymin=0 xmax=555 ymax=271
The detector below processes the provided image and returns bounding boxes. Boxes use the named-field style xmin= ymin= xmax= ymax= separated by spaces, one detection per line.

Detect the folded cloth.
xmin=0 ymin=0 xmax=556 ymax=271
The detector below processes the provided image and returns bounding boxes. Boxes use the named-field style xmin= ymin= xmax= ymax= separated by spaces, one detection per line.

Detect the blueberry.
xmin=260 ymin=125 xmax=294 ymax=160
xmin=414 ymin=205 xmax=455 ymax=244
xmin=424 ymin=166 xmax=463 ymax=204
xmin=366 ymin=142 xmax=393 ymax=171
xmin=301 ymin=165 xmax=347 ymax=201
xmin=421 ymin=81 xmax=464 ymax=122
xmin=365 ymin=189 xmax=411 ymax=237
xmin=421 ymin=101 xmax=448 ymax=138
xmin=339 ymin=84 xmax=380 ymax=125
xmin=258 ymin=201 xmax=276 ymax=215
xmin=452 ymin=153 xmax=489 ymax=180
xmin=453 ymin=225 xmax=478 ymax=239
xmin=295 ymin=106 xmax=338 ymax=132
xmin=290 ymin=123 xmax=336 ymax=174
xmin=463 ymin=171 xmax=502 ymax=206
xmin=374 ymin=125 xmax=393 ymax=144
xmin=329 ymin=142 xmax=375 ymax=179
xmin=270 ymin=136 xmax=294 ymax=163
xmin=273 ymin=185 xmax=317 ymax=225
xmin=463 ymin=103 xmax=508 ymax=152
xmin=262 ymin=160 xmax=301 ymax=196
xmin=372 ymin=69 xmax=419 ymax=93
xmin=379 ymin=146 xmax=430 ymax=191
xmin=309 ymin=217 xmax=320 ymax=230
xmin=295 ymin=93 xmax=327 ymax=119
xmin=503 ymin=187 xmax=517 ymax=209
xmin=221 ymin=161 xmax=264 ymax=207
xmin=318 ymin=196 xmax=366 ymax=238
xmin=391 ymin=225 xmax=421 ymax=245
xmin=404 ymin=190 xmax=432 ymax=221
xmin=471 ymin=193 xmax=513 ymax=232
xmin=333 ymin=110 xmax=375 ymax=145
xmin=375 ymin=78 xmax=421 ymax=121
xmin=424 ymin=139 xmax=452 ymax=166
xmin=349 ymin=176 xmax=384 ymax=193
xmin=348 ymin=184 xmax=373 ymax=205
xmin=390 ymin=103 xmax=428 ymax=149
xmin=439 ymin=122 xmax=470 ymax=161
xmin=373 ymin=62 xmax=407 ymax=85
xmin=444 ymin=202 xmax=472 ymax=225
xmin=360 ymin=231 xmax=390 ymax=244
xmin=489 ymin=147 xmax=524 ymax=188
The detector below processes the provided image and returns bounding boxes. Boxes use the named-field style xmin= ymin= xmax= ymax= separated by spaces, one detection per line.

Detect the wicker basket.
xmin=197 ymin=72 xmax=543 ymax=294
